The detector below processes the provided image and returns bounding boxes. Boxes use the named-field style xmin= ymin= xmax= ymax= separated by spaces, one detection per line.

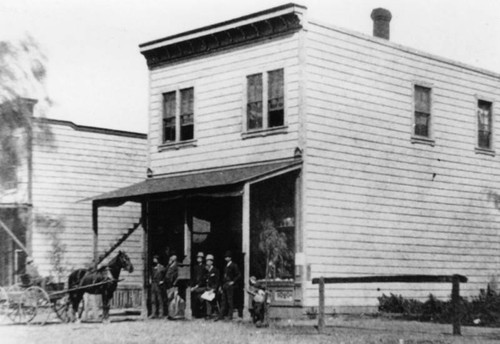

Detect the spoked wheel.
xmin=20 ymin=286 xmax=51 ymax=325
xmin=6 ymin=284 xmax=27 ymax=324
xmin=0 ymin=287 xmax=9 ymax=324
xmin=53 ymin=295 xmax=71 ymax=323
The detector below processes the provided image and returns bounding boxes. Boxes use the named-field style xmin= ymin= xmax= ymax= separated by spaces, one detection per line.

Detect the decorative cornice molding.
xmin=141 ymin=12 xmax=302 ymax=68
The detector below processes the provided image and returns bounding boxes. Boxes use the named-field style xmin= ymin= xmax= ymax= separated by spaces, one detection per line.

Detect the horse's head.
xmin=118 ymin=251 xmax=134 ymax=273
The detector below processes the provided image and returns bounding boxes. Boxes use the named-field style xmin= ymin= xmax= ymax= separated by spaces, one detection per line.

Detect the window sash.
xmin=163 ymin=92 xmax=177 ymax=142
xmin=415 ymin=86 xmax=431 ymax=113
xmin=414 ymin=86 xmax=431 ymax=137
xmin=246 ymin=69 xmax=284 ymax=131
xmin=247 ymin=74 xmax=263 ymax=130
xmin=414 ymin=112 xmax=430 ymax=137
xmin=478 ymin=100 xmax=493 ymax=149
xmin=180 ymin=88 xmax=194 ymax=125
xmin=162 ymin=88 xmax=195 ymax=143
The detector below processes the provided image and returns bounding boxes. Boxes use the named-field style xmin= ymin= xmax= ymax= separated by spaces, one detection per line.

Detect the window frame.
xmin=475 ymin=95 xmax=495 ymax=156
xmin=159 ymin=85 xmax=197 ymax=151
xmin=242 ymin=67 xmax=287 ymax=137
xmin=411 ymin=82 xmax=435 ymax=146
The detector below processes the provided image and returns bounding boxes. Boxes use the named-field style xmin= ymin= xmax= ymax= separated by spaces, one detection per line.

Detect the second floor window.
xmin=162 ymin=87 xmax=194 ymax=143
xmin=246 ymin=68 xmax=284 ymax=131
xmin=478 ymin=100 xmax=493 ymax=149
xmin=414 ymin=85 xmax=431 ymax=138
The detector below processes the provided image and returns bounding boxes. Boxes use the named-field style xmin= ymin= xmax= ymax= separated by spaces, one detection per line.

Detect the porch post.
xmin=184 ymin=197 xmax=192 ymax=320
xmin=92 ymin=202 xmax=98 ymax=266
xmin=242 ymin=183 xmax=250 ymax=319
xmin=141 ymin=201 xmax=149 ymax=319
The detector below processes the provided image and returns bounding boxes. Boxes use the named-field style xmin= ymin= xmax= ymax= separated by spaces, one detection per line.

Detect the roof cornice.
xmin=139 ymin=3 xmax=306 ymax=68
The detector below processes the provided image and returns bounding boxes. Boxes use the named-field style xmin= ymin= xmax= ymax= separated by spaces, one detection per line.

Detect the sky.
xmin=1 ymin=0 xmax=500 ymax=133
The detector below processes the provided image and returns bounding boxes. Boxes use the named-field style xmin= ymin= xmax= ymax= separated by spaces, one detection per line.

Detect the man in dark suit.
xmin=204 ymin=254 xmax=219 ymax=319
xmin=218 ymin=250 xmax=241 ymax=321
xmin=164 ymin=254 xmax=178 ymax=318
xmin=191 ymin=251 xmax=206 ymax=318
xmin=150 ymin=255 xmax=165 ymax=318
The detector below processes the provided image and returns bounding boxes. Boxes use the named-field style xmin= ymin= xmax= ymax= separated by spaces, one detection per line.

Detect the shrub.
xmin=378 ymin=286 xmax=500 ymax=327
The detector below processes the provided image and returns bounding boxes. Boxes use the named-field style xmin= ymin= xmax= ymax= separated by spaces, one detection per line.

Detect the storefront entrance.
xmin=148 ymin=194 xmax=244 ymax=315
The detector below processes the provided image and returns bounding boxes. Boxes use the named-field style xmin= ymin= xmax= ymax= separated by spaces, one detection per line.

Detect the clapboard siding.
xmin=303 ymin=21 xmax=500 ymax=308
xmin=31 ymin=120 xmax=146 ymax=287
xmin=148 ymin=33 xmax=301 ymax=175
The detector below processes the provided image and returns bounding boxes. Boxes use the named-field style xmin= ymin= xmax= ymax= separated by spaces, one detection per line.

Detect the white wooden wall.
xmin=31 ymin=120 xmax=146 ymax=286
xmin=148 ymin=34 xmax=302 ymax=175
xmin=303 ymin=21 xmax=500 ymax=310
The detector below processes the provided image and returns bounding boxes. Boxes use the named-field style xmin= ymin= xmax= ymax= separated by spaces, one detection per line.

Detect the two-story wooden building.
xmin=0 ymin=99 xmax=146 ymax=308
xmin=92 ymin=4 xmax=500 ymax=316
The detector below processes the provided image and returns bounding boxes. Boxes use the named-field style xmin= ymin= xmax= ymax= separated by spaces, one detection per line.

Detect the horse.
xmin=67 ymin=250 xmax=134 ymax=322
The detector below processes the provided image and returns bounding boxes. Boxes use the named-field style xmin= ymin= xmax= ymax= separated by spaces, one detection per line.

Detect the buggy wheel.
xmin=6 ymin=284 xmax=25 ymax=324
xmin=0 ymin=287 xmax=9 ymax=324
xmin=53 ymin=295 xmax=70 ymax=323
xmin=21 ymin=286 xmax=51 ymax=325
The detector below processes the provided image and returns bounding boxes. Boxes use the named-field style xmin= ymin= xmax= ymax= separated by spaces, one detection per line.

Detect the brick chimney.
xmin=371 ymin=8 xmax=392 ymax=40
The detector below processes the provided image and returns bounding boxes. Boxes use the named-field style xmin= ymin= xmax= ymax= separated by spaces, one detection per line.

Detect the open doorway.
xmin=148 ymin=195 xmax=244 ymax=315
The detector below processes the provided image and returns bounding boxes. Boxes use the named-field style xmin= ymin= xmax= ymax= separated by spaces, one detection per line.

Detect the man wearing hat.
xmin=204 ymin=254 xmax=219 ymax=319
xmin=218 ymin=250 xmax=241 ymax=321
xmin=150 ymin=255 xmax=166 ymax=318
xmin=164 ymin=254 xmax=179 ymax=318
xmin=24 ymin=256 xmax=44 ymax=287
xmin=191 ymin=251 xmax=206 ymax=318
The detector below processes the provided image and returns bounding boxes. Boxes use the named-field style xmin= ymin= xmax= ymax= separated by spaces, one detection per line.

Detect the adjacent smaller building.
xmin=0 ymin=99 xmax=146 ymax=308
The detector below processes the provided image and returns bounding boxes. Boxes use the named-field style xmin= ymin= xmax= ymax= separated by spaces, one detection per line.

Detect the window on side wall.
xmin=245 ymin=68 xmax=285 ymax=132
xmin=477 ymin=100 xmax=493 ymax=150
xmin=414 ymin=85 xmax=431 ymax=138
xmin=162 ymin=87 xmax=194 ymax=145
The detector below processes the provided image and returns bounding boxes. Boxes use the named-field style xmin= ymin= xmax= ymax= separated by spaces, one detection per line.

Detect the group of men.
xmin=150 ymin=249 xmax=241 ymax=321
xmin=150 ymin=253 xmax=180 ymax=319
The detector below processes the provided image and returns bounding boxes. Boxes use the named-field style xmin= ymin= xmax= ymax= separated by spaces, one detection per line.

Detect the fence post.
xmin=318 ymin=277 xmax=325 ymax=333
xmin=451 ymin=274 xmax=461 ymax=336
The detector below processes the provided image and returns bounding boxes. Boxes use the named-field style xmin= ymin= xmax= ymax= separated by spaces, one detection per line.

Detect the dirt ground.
xmin=1 ymin=315 xmax=500 ymax=344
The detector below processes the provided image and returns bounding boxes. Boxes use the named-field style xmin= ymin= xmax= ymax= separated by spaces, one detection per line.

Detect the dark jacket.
xmin=192 ymin=264 xmax=205 ymax=288
xmin=151 ymin=263 xmax=165 ymax=285
xmin=223 ymin=261 xmax=241 ymax=285
xmin=164 ymin=261 xmax=178 ymax=289
xmin=205 ymin=265 xmax=220 ymax=290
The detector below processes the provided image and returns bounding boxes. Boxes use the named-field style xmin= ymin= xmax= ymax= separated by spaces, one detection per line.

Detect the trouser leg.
xmin=151 ymin=284 xmax=158 ymax=317
xmin=226 ymin=285 xmax=234 ymax=319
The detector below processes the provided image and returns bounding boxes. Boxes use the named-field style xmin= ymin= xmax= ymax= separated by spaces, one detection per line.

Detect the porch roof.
xmin=88 ymin=159 xmax=301 ymax=205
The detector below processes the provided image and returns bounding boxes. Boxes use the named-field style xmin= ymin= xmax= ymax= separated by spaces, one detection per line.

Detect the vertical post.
xmin=141 ymin=202 xmax=149 ymax=319
xmin=183 ymin=197 xmax=192 ymax=320
xmin=242 ymin=183 xmax=250 ymax=319
xmin=452 ymin=274 xmax=461 ymax=336
xmin=92 ymin=202 xmax=99 ymax=266
xmin=318 ymin=277 xmax=325 ymax=333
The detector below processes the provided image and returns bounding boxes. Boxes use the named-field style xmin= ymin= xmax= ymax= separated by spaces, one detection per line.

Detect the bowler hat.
xmin=197 ymin=252 xmax=204 ymax=258
xmin=206 ymin=254 xmax=214 ymax=261
xmin=224 ymin=250 xmax=232 ymax=258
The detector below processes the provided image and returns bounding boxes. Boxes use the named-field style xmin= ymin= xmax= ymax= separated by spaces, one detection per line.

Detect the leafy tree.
xmin=258 ymin=219 xmax=293 ymax=280
xmin=0 ymin=35 xmax=53 ymax=186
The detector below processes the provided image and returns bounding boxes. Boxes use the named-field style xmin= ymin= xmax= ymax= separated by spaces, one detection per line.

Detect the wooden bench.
xmin=312 ymin=274 xmax=468 ymax=336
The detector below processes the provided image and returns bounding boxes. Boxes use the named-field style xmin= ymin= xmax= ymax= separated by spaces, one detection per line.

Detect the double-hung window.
xmin=162 ymin=87 xmax=194 ymax=144
xmin=414 ymin=85 xmax=432 ymax=138
xmin=477 ymin=99 xmax=493 ymax=150
xmin=246 ymin=68 xmax=284 ymax=131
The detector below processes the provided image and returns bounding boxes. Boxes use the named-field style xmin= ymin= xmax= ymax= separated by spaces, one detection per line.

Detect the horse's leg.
xmin=69 ymin=292 xmax=81 ymax=322
xmin=77 ymin=293 xmax=85 ymax=322
xmin=102 ymin=292 xmax=110 ymax=323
